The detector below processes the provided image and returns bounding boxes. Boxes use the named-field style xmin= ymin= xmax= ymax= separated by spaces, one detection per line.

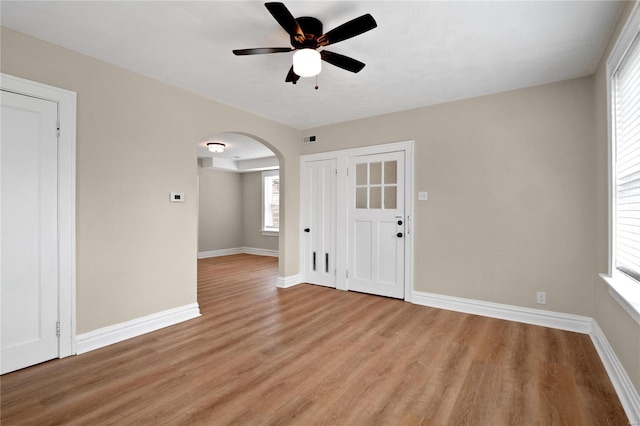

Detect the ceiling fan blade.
xmin=317 ymin=14 xmax=377 ymax=47
xmin=265 ymin=2 xmax=305 ymax=43
xmin=233 ymin=47 xmax=294 ymax=55
xmin=285 ymin=66 xmax=300 ymax=84
xmin=320 ymin=50 xmax=365 ymax=73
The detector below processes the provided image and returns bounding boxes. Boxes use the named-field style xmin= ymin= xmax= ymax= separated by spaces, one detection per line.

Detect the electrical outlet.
xmin=536 ymin=291 xmax=546 ymax=305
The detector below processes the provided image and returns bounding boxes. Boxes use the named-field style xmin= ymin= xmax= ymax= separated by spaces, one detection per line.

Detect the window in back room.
xmin=262 ymin=170 xmax=279 ymax=234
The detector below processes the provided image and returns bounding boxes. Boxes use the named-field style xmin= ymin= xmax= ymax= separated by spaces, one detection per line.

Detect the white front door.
xmin=348 ymin=151 xmax=405 ymax=298
xmin=302 ymin=159 xmax=337 ymax=287
xmin=1 ymin=90 xmax=60 ymax=374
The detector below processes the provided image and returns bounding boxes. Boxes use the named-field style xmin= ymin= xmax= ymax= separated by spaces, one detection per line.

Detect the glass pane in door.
xmin=370 ymin=162 xmax=382 ymax=185
xmin=384 ymin=161 xmax=397 ymax=184
xmin=356 ymin=163 xmax=368 ymax=186
xmin=370 ymin=187 xmax=382 ymax=209
xmin=356 ymin=187 xmax=368 ymax=209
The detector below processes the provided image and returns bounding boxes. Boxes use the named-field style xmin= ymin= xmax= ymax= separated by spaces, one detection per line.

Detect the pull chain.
xmin=315 ymin=75 xmax=319 ymax=90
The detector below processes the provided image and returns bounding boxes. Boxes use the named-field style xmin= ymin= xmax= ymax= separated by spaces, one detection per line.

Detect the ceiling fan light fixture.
xmin=207 ymin=142 xmax=226 ymax=153
xmin=293 ymin=49 xmax=321 ymax=77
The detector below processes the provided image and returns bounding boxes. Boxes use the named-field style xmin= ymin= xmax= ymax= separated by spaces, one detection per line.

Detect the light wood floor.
xmin=1 ymin=254 xmax=628 ymax=425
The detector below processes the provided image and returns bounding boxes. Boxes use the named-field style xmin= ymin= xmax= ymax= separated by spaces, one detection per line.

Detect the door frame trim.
xmin=300 ymin=140 xmax=414 ymax=300
xmin=2 ymin=73 xmax=77 ymax=357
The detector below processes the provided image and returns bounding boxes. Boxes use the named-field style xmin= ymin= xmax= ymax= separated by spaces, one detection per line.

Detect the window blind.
xmin=615 ymin=33 xmax=640 ymax=282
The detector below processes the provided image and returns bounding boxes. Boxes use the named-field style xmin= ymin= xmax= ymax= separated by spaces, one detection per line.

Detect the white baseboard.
xmin=411 ymin=291 xmax=593 ymax=333
xmin=198 ymin=248 xmax=242 ymax=259
xmin=590 ymin=321 xmax=640 ymax=424
xmin=277 ymin=274 xmax=303 ymax=288
xmin=198 ymin=247 xmax=278 ymax=259
xmin=76 ymin=303 xmax=201 ymax=354
xmin=242 ymin=247 xmax=279 ymax=257
xmin=411 ymin=290 xmax=640 ymax=423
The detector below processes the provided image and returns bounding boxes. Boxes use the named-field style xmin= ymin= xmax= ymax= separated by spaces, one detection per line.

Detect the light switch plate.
xmin=418 ymin=191 xmax=428 ymax=201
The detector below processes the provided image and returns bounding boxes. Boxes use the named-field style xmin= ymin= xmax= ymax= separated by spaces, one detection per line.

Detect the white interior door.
xmin=348 ymin=151 xmax=405 ymax=298
xmin=303 ymin=159 xmax=336 ymax=287
xmin=1 ymin=90 xmax=60 ymax=374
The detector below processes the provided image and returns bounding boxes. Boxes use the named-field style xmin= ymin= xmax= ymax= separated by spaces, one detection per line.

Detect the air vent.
xmin=303 ymin=135 xmax=317 ymax=144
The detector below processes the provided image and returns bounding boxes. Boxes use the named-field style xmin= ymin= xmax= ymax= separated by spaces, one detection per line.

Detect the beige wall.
xmin=1 ymin=27 xmax=301 ymax=333
xmin=242 ymin=172 xmax=279 ymax=251
xmin=197 ymin=168 xmax=279 ymax=253
xmin=304 ymin=77 xmax=597 ymax=317
xmin=198 ymin=168 xmax=243 ymax=252
xmin=593 ymin=1 xmax=640 ymax=394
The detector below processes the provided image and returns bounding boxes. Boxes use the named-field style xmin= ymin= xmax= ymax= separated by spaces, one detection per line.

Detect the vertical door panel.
xmin=303 ymin=159 xmax=336 ymax=287
xmin=377 ymin=221 xmax=398 ymax=285
xmin=353 ymin=220 xmax=373 ymax=281
xmin=1 ymin=91 xmax=59 ymax=374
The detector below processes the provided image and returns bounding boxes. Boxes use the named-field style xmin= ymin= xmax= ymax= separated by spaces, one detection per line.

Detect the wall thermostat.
xmin=170 ymin=192 xmax=184 ymax=203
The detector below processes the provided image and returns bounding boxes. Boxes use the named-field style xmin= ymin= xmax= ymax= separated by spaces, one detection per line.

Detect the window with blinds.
xmin=614 ymin=33 xmax=640 ymax=282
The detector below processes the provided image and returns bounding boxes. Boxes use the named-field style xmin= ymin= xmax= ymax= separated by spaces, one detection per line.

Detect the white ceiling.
xmin=1 ymin=1 xmax=623 ymax=132
xmin=198 ymin=132 xmax=279 ymax=171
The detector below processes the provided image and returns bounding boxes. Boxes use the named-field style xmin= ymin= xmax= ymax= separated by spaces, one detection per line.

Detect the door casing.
xmin=1 ymin=73 xmax=77 ymax=358
xmin=300 ymin=140 xmax=414 ymax=300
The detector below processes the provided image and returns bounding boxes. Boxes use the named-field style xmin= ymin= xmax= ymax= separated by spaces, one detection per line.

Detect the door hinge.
xmin=56 ymin=122 xmax=60 ymax=137
xmin=346 ymin=270 xmax=349 ymax=278
xmin=56 ymin=321 xmax=61 ymax=337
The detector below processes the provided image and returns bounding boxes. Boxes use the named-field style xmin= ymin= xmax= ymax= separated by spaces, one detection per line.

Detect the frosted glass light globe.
xmin=293 ymin=49 xmax=321 ymax=77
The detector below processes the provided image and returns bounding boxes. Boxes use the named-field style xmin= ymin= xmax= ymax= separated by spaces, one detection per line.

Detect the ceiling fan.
xmin=233 ymin=2 xmax=377 ymax=84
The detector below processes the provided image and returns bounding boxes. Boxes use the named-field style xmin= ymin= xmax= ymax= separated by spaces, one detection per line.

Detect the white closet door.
xmin=1 ymin=90 xmax=59 ymax=374
xmin=303 ymin=159 xmax=337 ymax=287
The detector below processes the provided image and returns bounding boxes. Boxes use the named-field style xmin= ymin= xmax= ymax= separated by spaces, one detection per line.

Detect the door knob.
xmin=397 ymin=220 xmax=403 ymax=225
xmin=304 ymin=228 xmax=310 ymax=233
xmin=397 ymin=232 xmax=403 ymax=238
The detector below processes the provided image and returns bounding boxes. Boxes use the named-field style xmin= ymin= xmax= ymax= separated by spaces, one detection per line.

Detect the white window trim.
xmin=602 ymin=2 xmax=640 ymax=326
xmin=261 ymin=169 xmax=279 ymax=235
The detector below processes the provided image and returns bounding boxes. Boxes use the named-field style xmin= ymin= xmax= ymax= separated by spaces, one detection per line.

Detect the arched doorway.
xmin=196 ymin=132 xmax=284 ymax=274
